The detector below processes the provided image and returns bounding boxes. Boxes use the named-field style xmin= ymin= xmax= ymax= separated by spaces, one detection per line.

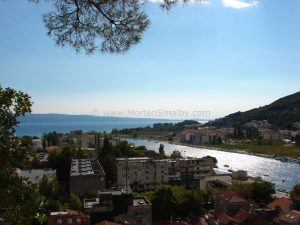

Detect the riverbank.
xmin=114 ymin=134 xmax=300 ymax=162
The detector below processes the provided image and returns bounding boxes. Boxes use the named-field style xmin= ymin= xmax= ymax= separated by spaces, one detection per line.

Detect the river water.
xmin=126 ymin=139 xmax=300 ymax=192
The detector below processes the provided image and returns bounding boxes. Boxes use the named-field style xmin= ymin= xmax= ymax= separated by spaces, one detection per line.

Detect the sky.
xmin=0 ymin=0 xmax=300 ymax=119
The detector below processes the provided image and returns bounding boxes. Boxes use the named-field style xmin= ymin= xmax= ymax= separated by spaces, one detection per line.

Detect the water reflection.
xmin=126 ymin=139 xmax=300 ymax=191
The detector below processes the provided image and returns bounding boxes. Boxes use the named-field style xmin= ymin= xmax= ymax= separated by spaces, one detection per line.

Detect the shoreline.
xmin=121 ymin=136 xmax=300 ymax=164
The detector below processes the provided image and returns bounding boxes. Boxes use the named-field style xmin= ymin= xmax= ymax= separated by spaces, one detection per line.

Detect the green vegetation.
xmin=112 ymin=120 xmax=200 ymax=142
xmin=0 ymin=86 xmax=46 ymax=225
xmin=141 ymin=185 xmax=215 ymax=220
xmin=159 ymin=144 xmax=166 ymax=159
xmin=291 ymin=184 xmax=300 ymax=198
xmin=170 ymin=150 xmax=183 ymax=159
xmin=296 ymin=134 xmax=300 ymax=147
xmin=230 ymin=181 xmax=275 ymax=204
xmin=213 ymin=91 xmax=300 ymax=129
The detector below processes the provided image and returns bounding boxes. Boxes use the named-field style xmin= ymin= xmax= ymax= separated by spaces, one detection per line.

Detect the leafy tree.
xmin=43 ymin=131 xmax=59 ymax=147
xmin=0 ymin=85 xmax=45 ymax=225
xmin=39 ymin=176 xmax=62 ymax=211
xmin=68 ymin=193 xmax=82 ymax=211
xmin=291 ymin=184 xmax=300 ymax=198
xmin=252 ymin=181 xmax=275 ymax=204
xmin=159 ymin=144 xmax=166 ymax=159
xmin=39 ymin=176 xmax=60 ymax=199
xmin=29 ymin=0 xmax=150 ymax=54
xmin=151 ymin=185 xmax=176 ymax=220
xmin=295 ymin=134 xmax=300 ymax=147
xmin=144 ymin=185 xmax=214 ymax=220
xmin=170 ymin=150 xmax=183 ymax=159
xmin=31 ymin=157 xmax=43 ymax=169
xmin=230 ymin=181 xmax=275 ymax=204
xmin=101 ymin=155 xmax=117 ymax=187
xmin=230 ymin=183 xmax=253 ymax=200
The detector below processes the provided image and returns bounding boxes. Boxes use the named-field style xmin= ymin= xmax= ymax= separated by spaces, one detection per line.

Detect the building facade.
xmin=48 ymin=209 xmax=90 ymax=225
xmin=70 ymin=158 xmax=106 ymax=196
xmin=116 ymin=157 xmax=215 ymax=191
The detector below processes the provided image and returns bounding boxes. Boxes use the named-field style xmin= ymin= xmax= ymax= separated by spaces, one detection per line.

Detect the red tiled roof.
xmin=234 ymin=209 xmax=249 ymax=223
xmin=216 ymin=190 xmax=248 ymax=204
xmin=278 ymin=210 xmax=300 ymax=224
xmin=65 ymin=209 xmax=83 ymax=215
xmin=217 ymin=213 xmax=234 ymax=225
xmin=267 ymin=198 xmax=292 ymax=214
xmin=94 ymin=220 xmax=121 ymax=225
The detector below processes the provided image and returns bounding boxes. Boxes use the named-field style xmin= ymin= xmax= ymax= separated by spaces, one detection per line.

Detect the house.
xmin=178 ymin=128 xmax=223 ymax=145
xmin=259 ymin=129 xmax=281 ymax=141
xmin=48 ymin=209 xmax=90 ymax=225
xmin=214 ymin=190 xmax=250 ymax=216
xmin=278 ymin=210 xmax=300 ymax=225
xmin=267 ymin=198 xmax=293 ymax=216
xmin=115 ymin=196 xmax=152 ymax=225
xmin=70 ymin=158 xmax=106 ymax=196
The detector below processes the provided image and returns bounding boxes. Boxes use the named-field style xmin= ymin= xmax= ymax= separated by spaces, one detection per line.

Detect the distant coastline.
xmin=16 ymin=113 xmax=208 ymax=137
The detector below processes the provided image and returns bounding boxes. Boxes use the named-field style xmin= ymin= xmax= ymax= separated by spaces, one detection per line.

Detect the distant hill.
xmin=18 ymin=113 xmax=178 ymax=123
xmin=212 ymin=91 xmax=300 ymax=129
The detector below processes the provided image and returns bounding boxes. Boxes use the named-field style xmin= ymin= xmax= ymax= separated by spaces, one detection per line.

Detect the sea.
xmin=15 ymin=119 xmax=181 ymax=137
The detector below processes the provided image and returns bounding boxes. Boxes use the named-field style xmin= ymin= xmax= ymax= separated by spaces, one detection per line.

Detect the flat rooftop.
xmin=117 ymin=157 xmax=151 ymax=161
xmin=70 ymin=158 xmax=105 ymax=176
xmin=133 ymin=197 xmax=151 ymax=206
xmin=16 ymin=168 xmax=55 ymax=184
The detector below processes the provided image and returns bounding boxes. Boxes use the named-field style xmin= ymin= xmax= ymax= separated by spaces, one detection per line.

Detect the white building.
xmin=116 ymin=157 xmax=215 ymax=191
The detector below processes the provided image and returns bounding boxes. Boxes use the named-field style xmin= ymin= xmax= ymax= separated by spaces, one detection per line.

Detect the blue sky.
xmin=0 ymin=0 xmax=300 ymax=119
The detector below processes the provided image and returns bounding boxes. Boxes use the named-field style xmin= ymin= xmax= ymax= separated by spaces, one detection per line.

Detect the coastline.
xmin=117 ymin=135 xmax=300 ymax=164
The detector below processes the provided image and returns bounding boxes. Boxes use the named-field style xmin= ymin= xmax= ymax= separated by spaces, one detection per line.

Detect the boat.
xmin=228 ymin=169 xmax=233 ymax=173
xmin=263 ymin=174 xmax=269 ymax=177
xmin=224 ymin=164 xmax=229 ymax=167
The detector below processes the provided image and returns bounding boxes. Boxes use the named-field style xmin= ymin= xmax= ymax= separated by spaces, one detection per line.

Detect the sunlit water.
xmin=126 ymin=139 xmax=300 ymax=191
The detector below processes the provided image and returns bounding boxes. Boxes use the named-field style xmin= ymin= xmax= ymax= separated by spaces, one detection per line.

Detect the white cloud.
xmin=222 ymin=0 xmax=258 ymax=9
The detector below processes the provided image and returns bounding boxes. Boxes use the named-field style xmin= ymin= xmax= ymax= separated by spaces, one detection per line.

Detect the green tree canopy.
xmin=24 ymin=0 xmax=206 ymax=54
xmin=0 ymin=86 xmax=45 ymax=225
xmin=170 ymin=150 xmax=183 ymax=159
xmin=291 ymin=184 xmax=300 ymax=198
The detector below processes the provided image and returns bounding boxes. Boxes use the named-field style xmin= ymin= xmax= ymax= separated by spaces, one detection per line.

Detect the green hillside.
xmin=214 ymin=91 xmax=300 ymax=129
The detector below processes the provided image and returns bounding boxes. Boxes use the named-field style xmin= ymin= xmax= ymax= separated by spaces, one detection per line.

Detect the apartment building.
xmin=70 ymin=158 xmax=106 ymax=196
xmin=116 ymin=157 xmax=215 ymax=191
xmin=48 ymin=209 xmax=90 ymax=225
xmin=178 ymin=128 xmax=225 ymax=145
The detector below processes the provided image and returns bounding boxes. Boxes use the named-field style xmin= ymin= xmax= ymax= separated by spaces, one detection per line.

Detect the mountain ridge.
xmin=212 ymin=91 xmax=300 ymax=129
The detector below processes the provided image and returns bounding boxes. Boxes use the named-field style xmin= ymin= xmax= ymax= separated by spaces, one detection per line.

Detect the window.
xmin=68 ymin=218 xmax=72 ymax=224
xmin=57 ymin=219 xmax=62 ymax=224
xmin=77 ymin=218 xmax=81 ymax=223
